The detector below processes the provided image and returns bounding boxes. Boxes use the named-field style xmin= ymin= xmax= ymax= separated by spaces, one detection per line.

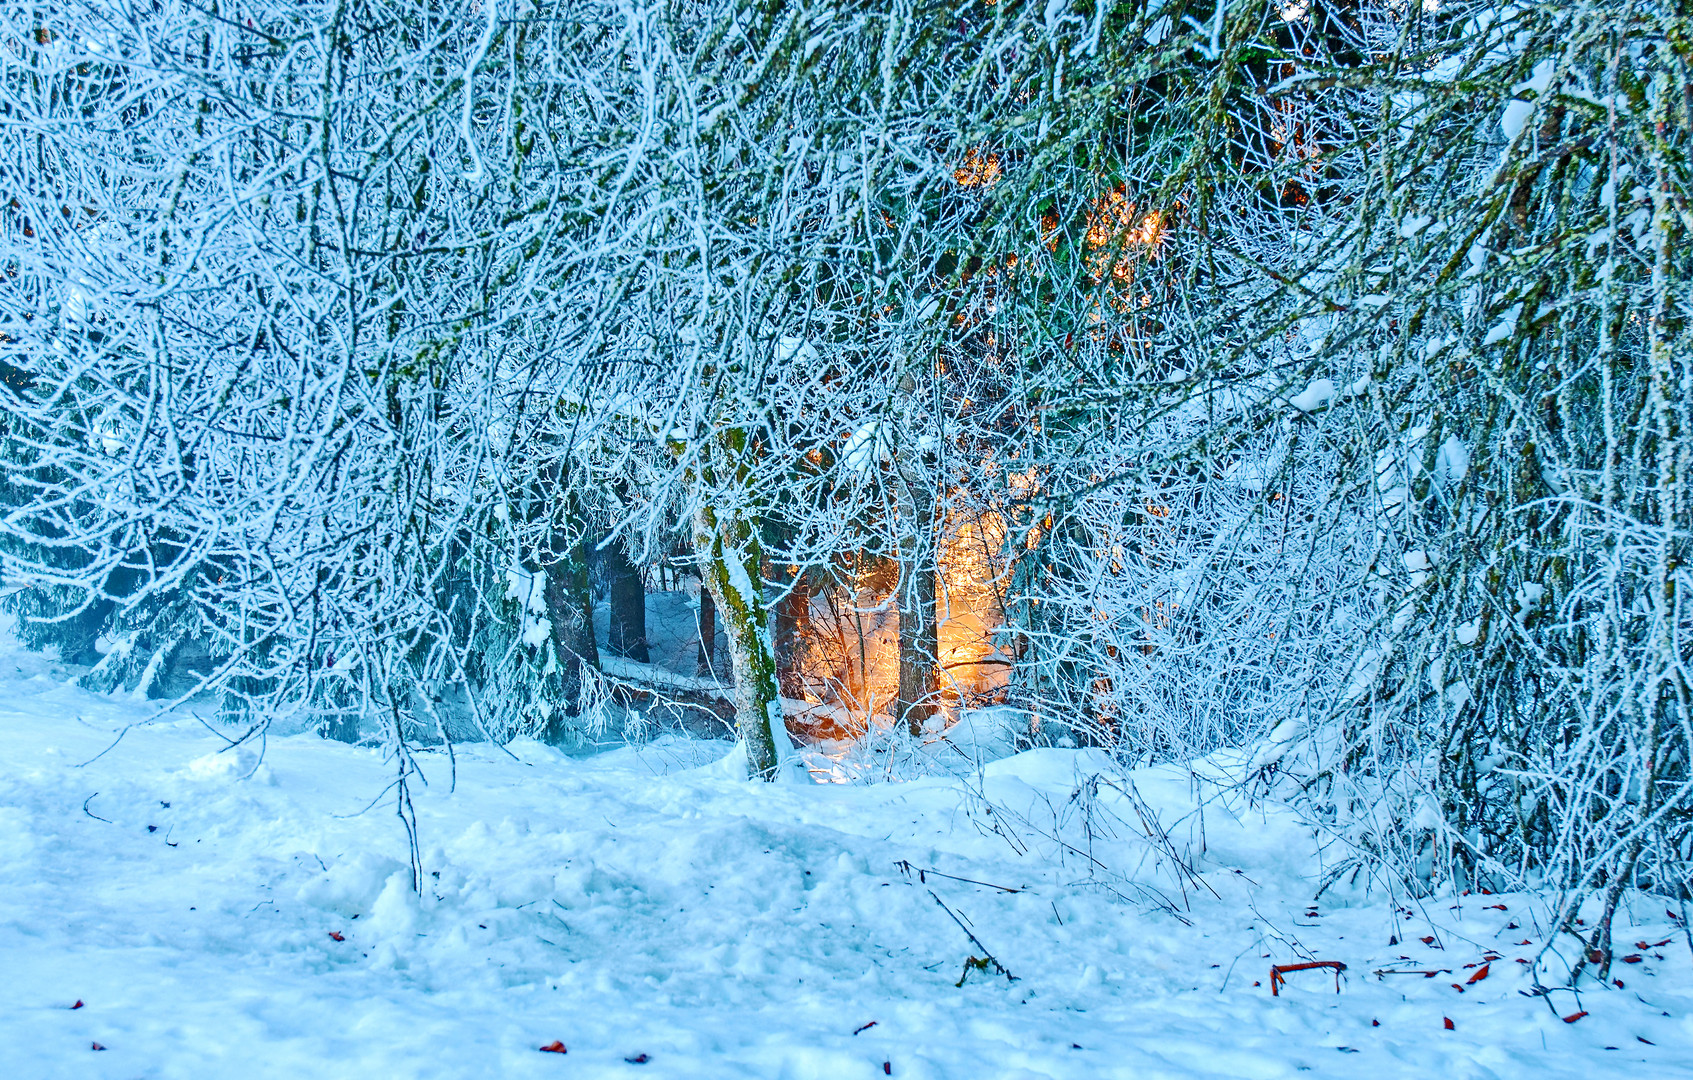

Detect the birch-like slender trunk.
xmin=692 ymin=502 xmax=785 ymax=780
xmin=896 ymin=446 xmax=940 ymax=737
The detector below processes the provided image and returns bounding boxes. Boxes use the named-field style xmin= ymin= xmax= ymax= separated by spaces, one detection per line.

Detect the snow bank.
xmin=0 ymin=632 xmax=1688 ymax=1078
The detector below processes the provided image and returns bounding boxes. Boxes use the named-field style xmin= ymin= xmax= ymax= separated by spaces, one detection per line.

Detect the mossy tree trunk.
xmin=691 ymin=501 xmax=785 ymax=780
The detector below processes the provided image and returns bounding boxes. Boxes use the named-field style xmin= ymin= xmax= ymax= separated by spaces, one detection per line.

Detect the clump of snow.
xmin=1435 ymin=434 xmax=1470 ymax=485
xmin=1288 ymin=378 xmax=1336 ymax=413
xmin=841 ymin=420 xmax=888 ymax=474
xmin=1483 ymin=303 xmax=1523 ymax=346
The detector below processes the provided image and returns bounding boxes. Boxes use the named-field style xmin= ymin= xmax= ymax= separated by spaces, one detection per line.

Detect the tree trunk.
xmin=543 ymin=553 xmax=597 ymax=709
xmin=695 ymin=580 xmax=718 ymax=676
xmin=599 ymin=534 xmax=649 ymax=663
xmin=771 ymin=564 xmax=810 ymax=699
xmin=692 ymin=502 xmax=785 ymax=780
xmin=896 ymin=460 xmax=940 ymax=737
xmin=540 ymin=487 xmax=597 ymax=742
xmin=896 ymin=543 xmax=938 ymax=736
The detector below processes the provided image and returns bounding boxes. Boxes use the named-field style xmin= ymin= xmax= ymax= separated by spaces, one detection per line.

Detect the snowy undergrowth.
xmin=2 ymin=637 xmax=1689 ymax=1078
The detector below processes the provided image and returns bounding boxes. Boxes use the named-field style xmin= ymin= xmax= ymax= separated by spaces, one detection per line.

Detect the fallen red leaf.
xmin=1638 ymin=939 xmax=1673 ymax=949
xmin=625 ymin=1053 xmax=650 ymax=1064
xmin=538 ymin=1041 xmax=567 ymax=1054
xmin=1621 ymin=955 xmax=1643 ymax=964
xmin=71 ymin=1000 xmax=84 ymax=1010
xmin=1514 ymin=940 xmax=1532 ymax=946
xmin=1515 ymin=958 xmax=1532 ymax=964
xmin=882 ymin=1064 xmax=892 ymax=1076
xmin=1420 ymin=936 xmax=1436 ymax=945
xmin=1371 ymin=1019 xmax=1380 ymax=1027
xmin=1562 ymin=1011 xmax=1588 ymax=1024
xmin=1443 ymin=1017 xmax=1455 ymax=1030
xmin=1268 ymin=960 xmax=1347 ymax=996
xmin=328 ymin=931 xmax=345 ymax=942
xmin=1485 ymin=904 xmax=1507 ymax=911
xmin=91 ymin=1043 xmax=106 ymax=1051
xmin=1466 ymin=964 xmax=1490 ymax=984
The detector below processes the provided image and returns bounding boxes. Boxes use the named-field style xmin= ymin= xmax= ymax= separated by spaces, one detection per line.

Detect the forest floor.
xmin=1 ymin=635 xmax=1690 ymax=1078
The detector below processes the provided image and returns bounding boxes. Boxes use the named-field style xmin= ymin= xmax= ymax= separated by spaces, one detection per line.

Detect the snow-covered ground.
xmin=2 ymin=634 xmax=1689 ymax=1079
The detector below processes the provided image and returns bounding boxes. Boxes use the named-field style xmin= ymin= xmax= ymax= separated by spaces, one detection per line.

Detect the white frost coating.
xmin=1399 ymin=215 xmax=1434 ymax=238
xmin=1345 ymin=648 xmax=1383 ymax=701
xmin=1624 ymin=201 xmax=1652 ymax=243
xmin=1446 ymin=681 xmax=1472 ymax=710
xmin=720 ymin=544 xmax=758 ymax=609
xmin=1288 ymin=378 xmax=1335 ymax=413
xmin=1598 ymin=165 xmax=1635 ymax=208
xmin=521 ymin=618 xmax=552 ymax=648
xmin=1403 ymin=550 xmax=1432 ymax=589
xmin=1224 ymin=458 xmax=1273 ymax=490
xmin=1250 ymin=714 xmax=1305 ymax=768
xmin=1412 ymin=795 xmax=1443 ymax=830
xmin=1515 ymin=582 xmax=1545 ymax=613
xmin=1143 ymin=13 xmax=1172 ymax=43
xmin=1423 ymin=55 xmax=1465 ymax=83
xmin=1515 ymin=58 xmax=1555 ymax=96
xmin=1455 ymin=620 xmax=1482 ymax=645
xmin=775 ymin=336 xmax=817 ymax=366
xmin=505 ymin=565 xmax=548 ymax=613
xmin=842 ymin=420 xmax=888 ymax=473
xmin=1499 ymin=99 xmax=1534 ymax=140
xmin=1436 ymin=435 xmax=1470 ymax=484
xmin=1482 ymin=303 xmax=1522 ymax=346
xmin=765 ymin=696 xmax=790 ymax=767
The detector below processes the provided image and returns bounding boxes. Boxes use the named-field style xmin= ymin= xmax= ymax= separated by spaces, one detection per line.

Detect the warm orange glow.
xmin=954 ymin=148 xmax=1001 ymax=188
xmin=1085 ymin=187 xmax=1165 ymax=285
xmin=792 ymin=502 xmax=1012 ymax=740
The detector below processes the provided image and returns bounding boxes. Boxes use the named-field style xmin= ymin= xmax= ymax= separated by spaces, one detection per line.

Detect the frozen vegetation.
xmin=2 ymin=0 xmax=1691 ymax=1075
